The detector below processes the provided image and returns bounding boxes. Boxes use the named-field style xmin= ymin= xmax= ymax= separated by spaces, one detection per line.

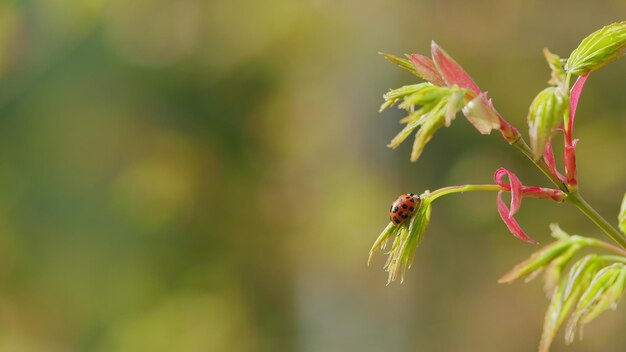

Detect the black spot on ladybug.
xmin=409 ymin=193 xmax=415 ymax=196
xmin=393 ymin=206 xmax=398 ymax=213
xmin=402 ymin=204 xmax=407 ymax=209
xmin=409 ymin=206 xmax=415 ymax=211
xmin=409 ymin=198 xmax=415 ymax=203
xmin=393 ymin=216 xmax=400 ymax=223
xmin=405 ymin=196 xmax=410 ymax=199
xmin=401 ymin=213 xmax=408 ymax=219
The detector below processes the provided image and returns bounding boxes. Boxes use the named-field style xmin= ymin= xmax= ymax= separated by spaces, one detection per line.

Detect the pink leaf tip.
xmin=409 ymin=54 xmax=446 ymax=86
xmin=430 ymin=41 xmax=481 ymax=94
xmin=568 ymin=73 xmax=590 ymax=138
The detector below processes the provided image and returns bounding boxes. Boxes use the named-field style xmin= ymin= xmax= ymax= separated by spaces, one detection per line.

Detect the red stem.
xmin=564 ymin=74 xmax=589 ymax=189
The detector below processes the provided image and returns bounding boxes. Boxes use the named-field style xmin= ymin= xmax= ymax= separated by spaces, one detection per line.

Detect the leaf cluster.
xmin=369 ymin=194 xmax=432 ymax=284
xmin=500 ymin=224 xmax=626 ymax=352
xmin=381 ymin=83 xmax=466 ymax=161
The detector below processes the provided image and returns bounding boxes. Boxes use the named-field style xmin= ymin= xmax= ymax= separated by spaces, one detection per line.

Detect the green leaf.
xmin=539 ymin=276 xmax=581 ymax=352
xmin=543 ymin=48 xmax=566 ymax=88
xmin=498 ymin=240 xmax=572 ymax=284
xmin=565 ymin=263 xmax=625 ymax=343
xmin=445 ymin=88 xmax=466 ymax=127
xmin=380 ymin=83 xmax=433 ymax=112
xmin=410 ymin=100 xmax=447 ymax=161
xmin=566 ymin=21 xmax=626 ymax=75
xmin=539 ymin=255 xmax=602 ymax=352
xmin=398 ymin=201 xmax=432 ymax=280
xmin=384 ymin=225 xmax=410 ymax=283
xmin=380 ymin=52 xmax=417 ymax=73
xmin=563 ymin=255 xmax=601 ymax=301
xmin=617 ymin=194 xmax=626 ymax=234
xmin=368 ymin=222 xmax=399 ymax=266
xmin=387 ymin=103 xmax=437 ymax=149
xmin=582 ymin=266 xmax=626 ymax=324
xmin=527 ymin=87 xmax=568 ymax=160
xmin=543 ymin=244 xmax=581 ymax=297
xmin=383 ymin=83 xmax=431 ymax=101
xmin=387 ymin=116 xmax=423 ymax=149
xmin=398 ymin=85 xmax=451 ymax=110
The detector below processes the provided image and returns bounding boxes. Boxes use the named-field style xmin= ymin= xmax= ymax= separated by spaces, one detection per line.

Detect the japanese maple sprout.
xmin=370 ymin=22 xmax=626 ymax=352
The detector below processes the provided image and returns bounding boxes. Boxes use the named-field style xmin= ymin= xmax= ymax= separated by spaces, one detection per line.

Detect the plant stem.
xmin=427 ymin=184 xmax=503 ymax=201
xmin=567 ymin=191 xmax=626 ymax=248
xmin=590 ymin=240 xmax=626 ymax=257
xmin=511 ymin=138 xmax=569 ymax=192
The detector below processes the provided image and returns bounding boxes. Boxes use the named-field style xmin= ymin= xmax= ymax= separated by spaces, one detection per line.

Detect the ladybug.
xmin=389 ymin=193 xmax=420 ymax=225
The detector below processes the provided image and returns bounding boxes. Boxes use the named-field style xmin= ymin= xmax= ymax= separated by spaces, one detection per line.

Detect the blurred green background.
xmin=0 ymin=0 xmax=624 ymax=351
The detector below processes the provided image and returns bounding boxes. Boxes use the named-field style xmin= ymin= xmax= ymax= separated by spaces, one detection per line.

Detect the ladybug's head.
xmin=408 ymin=193 xmax=421 ymax=204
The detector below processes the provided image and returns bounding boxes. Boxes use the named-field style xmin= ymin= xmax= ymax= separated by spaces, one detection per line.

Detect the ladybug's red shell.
xmin=389 ymin=193 xmax=420 ymax=225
